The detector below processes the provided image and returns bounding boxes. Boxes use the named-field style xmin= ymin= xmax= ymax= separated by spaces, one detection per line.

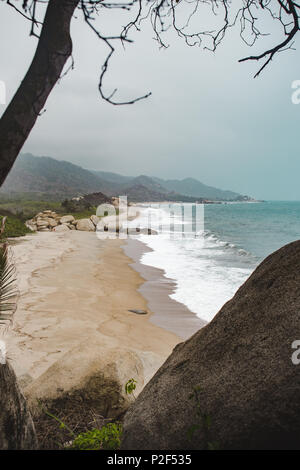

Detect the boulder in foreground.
xmin=121 ymin=240 xmax=300 ymax=450
xmin=25 ymin=335 xmax=164 ymax=421
xmin=0 ymin=363 xmax=37 ymax=449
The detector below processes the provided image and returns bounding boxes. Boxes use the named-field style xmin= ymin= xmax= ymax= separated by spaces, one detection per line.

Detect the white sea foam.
xmin=128 ymin=204 xmax=253 ymax=323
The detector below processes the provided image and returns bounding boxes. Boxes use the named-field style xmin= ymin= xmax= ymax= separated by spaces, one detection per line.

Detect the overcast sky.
xmin=1 ymin=2 xmax=300 ymax=200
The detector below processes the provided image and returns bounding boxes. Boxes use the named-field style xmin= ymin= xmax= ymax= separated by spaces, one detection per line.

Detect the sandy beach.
xmin=3 ymin=227 xmax=206 ymax=440
xmin=6 ymin=231 xmax=198 ymax=396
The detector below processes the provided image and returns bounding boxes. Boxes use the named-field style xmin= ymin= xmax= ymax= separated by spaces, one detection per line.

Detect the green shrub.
xmin=0 ymin=200 xmax=63 ymax=220
xmin=70 ymin=423 xmax=122 ymax=450
xmin=0 ymin=215 xmax=32 ymax=238
xmin=61 ymin=198 xmax=92 ymax=214
xmin=125 ymin=378 xmax=137 ymax=396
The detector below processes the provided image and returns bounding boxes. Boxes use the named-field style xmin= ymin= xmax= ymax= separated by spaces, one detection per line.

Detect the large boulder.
xmin=76 ymin=218 xmax=95 ymax=232
xmin=25 ymin=210 xmax=61 ymax=232
xmin=121 ymin=240 xmax=300 ymax=450
xmin=25 ymin=336 xmax=163 ymax=421
xmin=0 ymin=363 xmax=38 ymax=449
xmin=36 ymin=219 xmax=49 ymax=228
xmin=53 ymin=224 xmax=70 ymax=232
xmin=59 ymin=215 xmax=75 ymax=224
xmin=48 ymin=218 xmax=58 ymax=228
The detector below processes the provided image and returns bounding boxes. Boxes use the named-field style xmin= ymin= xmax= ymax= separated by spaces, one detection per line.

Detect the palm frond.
xmin=0 ymin=244 xmax=18 ymax=329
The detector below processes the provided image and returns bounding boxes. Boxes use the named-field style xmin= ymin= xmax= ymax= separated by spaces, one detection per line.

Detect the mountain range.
xmin=0 ymin=153 xmax=249 ymax=202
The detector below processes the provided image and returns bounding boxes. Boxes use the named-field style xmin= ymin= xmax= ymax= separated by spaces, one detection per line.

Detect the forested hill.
xmin=1 ymin=153 xmax=118 ymax=197
xmin=1 ymin=153 xmax=246 ymax=202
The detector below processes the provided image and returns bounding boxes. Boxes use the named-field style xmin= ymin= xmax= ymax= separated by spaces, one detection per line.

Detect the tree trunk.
xmin=0 ymin=0 xmax=79 ymax=187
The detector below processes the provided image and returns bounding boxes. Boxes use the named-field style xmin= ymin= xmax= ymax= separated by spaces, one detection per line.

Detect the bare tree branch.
xmin=239 ymin=0 xmax=300 ymax=77
xmin=1 ymin=0 xmax=300 ymax=187
xmin=0 ymin=0 xmax=79 ymax=186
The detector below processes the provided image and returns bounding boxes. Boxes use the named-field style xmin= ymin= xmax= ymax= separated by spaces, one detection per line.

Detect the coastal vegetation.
xmin=39 ymin=404 xmax=123 ymax=450
xmin=0 ymin=206 xmax=98 ymax=238
xmin=33 ymin=380 xmax=134 ymax=449
xmin=0 ymin=197 xmax=96 ymax=222
xmin=70 ymin=423 xmax=122 ymax=451
xmin=0 ymin=214 xmax=31 ymax=239
xmin=125 ymin=378 xmax=137 ymax=398
xmin=0 ymin=193 xmax=120 ymax=237
xmin=0 ymin=242 xmax=18 ymax=325
xmin=0 ymin=198 xmax=64 ymax=221
xmin=33 ymin=399 xmax=123 ymax=450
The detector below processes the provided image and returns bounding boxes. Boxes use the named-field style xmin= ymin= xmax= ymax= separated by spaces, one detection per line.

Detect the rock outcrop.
xmin=121 ymin=240 xmax=300 ymax=450
xmin=25 ymin=210 xmax=157 ymax=236
xmin=0 ymin=363 xmax=38 ymax=449
xmin=26 ymin=211 xmax=98 ymax=233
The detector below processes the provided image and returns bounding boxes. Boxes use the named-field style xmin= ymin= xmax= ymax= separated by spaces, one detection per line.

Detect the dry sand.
xmin=7 ymin=231 xmax=187 ymax=394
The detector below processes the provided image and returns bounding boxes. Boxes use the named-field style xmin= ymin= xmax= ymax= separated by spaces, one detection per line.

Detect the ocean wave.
xmin=129 ymin=205 xmax=254 ymax=323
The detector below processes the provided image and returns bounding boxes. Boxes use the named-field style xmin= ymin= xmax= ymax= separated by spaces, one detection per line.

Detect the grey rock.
xmin=121 ymin=240 xmax=300 ymax=450
xmin=128 ymin=309 xmax=148 ymax=315
xmin=0 ymin=363 xmax=38 ymax=449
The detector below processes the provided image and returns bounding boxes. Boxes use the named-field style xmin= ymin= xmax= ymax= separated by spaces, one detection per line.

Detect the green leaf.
xmin=0 ymin=245 xmax=18 ymax=327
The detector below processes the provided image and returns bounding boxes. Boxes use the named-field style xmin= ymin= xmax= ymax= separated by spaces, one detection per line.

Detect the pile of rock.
xmin=25 ymin=211 xmax=100 ymax=232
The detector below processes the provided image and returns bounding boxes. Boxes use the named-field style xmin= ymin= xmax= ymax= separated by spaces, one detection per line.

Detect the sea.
xmin=128 ymin=201 xmax=300 ymax=323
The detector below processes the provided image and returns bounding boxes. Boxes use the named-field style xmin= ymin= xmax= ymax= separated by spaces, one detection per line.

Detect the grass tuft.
xmin=0 ymin=215 xmax=32 ymax=238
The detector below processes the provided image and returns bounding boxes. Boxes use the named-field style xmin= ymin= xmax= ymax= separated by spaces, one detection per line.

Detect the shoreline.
xmin=123 ymin=238 xmax=207 ymax=339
